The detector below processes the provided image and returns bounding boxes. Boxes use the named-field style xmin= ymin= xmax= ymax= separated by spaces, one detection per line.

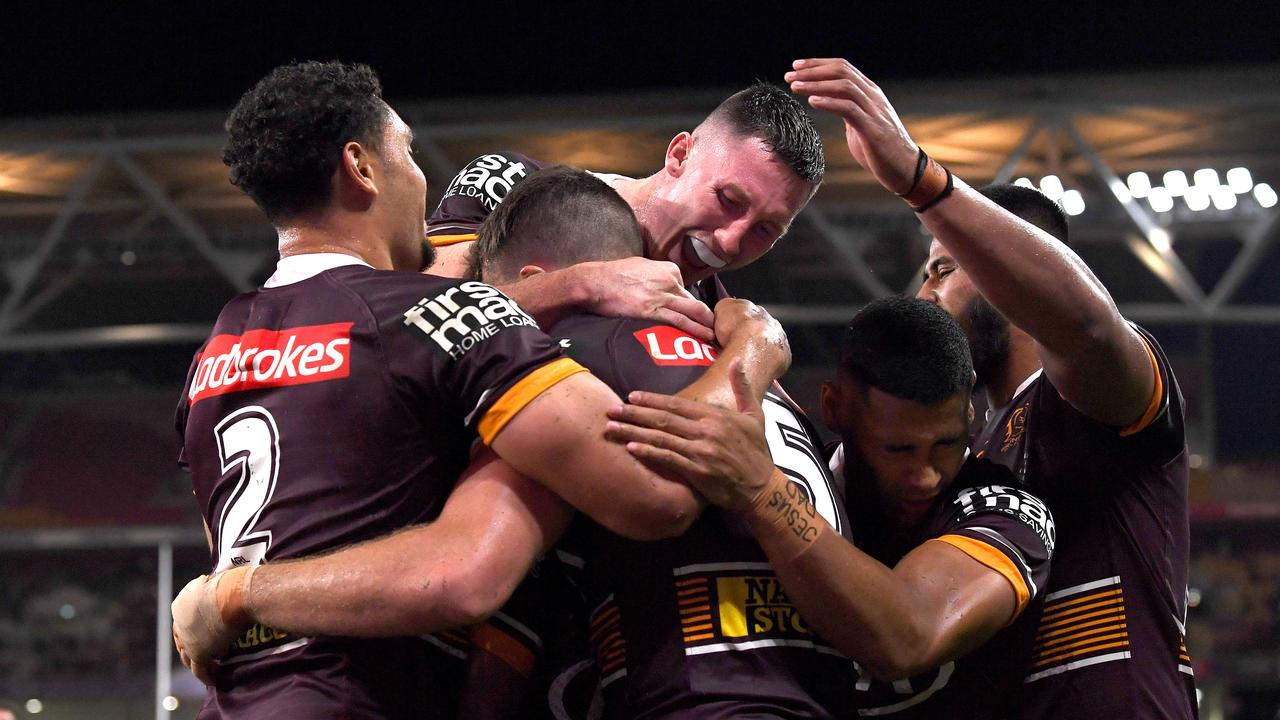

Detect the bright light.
xmin=1127 ymin=171 xmax=1151 ymax=198
xmin=1014 ymin=177 xmax=1034 ymax=189
xmin=1226 ymin=167 xmax=1253 ymax=194
xmin=1184 ymin=186 xmax=1211 ymax=212
xmin=1187 ymin=586 xmax=1202 ymax=606
xmin=1148 ymin=228 xmax=1172 ymax=253
xmin=1255 ymin=183 xmax=1278 ymax=208
xmin=59 ymin=603 xmax=76 ymax=620
xmin=1148 ymin=186 xmax=1174 ymax=213
xmin=1193 ymin=168 xmax=1219 ymax=189
xmin=1212 ymin=186 xmax=1238 ymax=211
xmin=1110 ymin=179 xmax=1132 ymax=203
xmin=1039 ymin=175 xmax=1065 ymax=201
xmin=26 ymin=698 xmax=43 ymax=714
xmin=163 ymin=696 xmax=180 ymax=711
xmin=1163 ymin=170 xmax=1189 ymax=197
xmin=1061 ymin=189 xmax=1086 ymax=216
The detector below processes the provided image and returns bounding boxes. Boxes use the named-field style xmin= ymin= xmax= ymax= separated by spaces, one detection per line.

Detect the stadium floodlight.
xmin=1211 ymin=186 xmax=1238 ymax=211
xmin=1061 ymin=189 xmax=1086 ymax=216
xmin=1147 ymin=228 xmax=1172 ymax=253
xmin=1014 ymin=177 xmax=1035 ymax=189
xmin=1110 ymin=178 xmax=1132 ymax=203
xmin=1184 ymin=186 xmax=1211 ymax=212
xmin=1162 ymin=170 xmax=1189 ymax=197
xmin=1226 ymin=167 xmax=1253 ymax=194
xmin=1039 ymin=175 xmax=1065 ymax=201
xmin=1193 ymin=168 xmax=1220 ymax=190
xmin=1255 ymin=183 xmax=1278 ymax=209
xmin=1127 ymin=171 xmax=1152 ymax=198
xmin=1148 ymin=186 xmax=1174 ymax=213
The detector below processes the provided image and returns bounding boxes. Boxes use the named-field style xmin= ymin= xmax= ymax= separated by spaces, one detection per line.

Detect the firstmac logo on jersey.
xmin=188 ymin=323 xmax=352 ymax=405
xmin=403 ymin=281 xmax=536 ymax=359
xmin=441 ymin=153 xmax=530 ymax=211
xmin=633 ymin=325 xmax=718 ymax=366
xmin=954 ymin=484 xmax=1056 ymax=552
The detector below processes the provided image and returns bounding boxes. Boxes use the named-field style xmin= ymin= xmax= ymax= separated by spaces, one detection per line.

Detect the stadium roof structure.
xmin=1 ymin=64 xmax=1278 ymax=355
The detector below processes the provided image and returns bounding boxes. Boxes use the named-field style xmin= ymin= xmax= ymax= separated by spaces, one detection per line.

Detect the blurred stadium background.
xmin=1 ymin=5 xmax=1278 ymax=719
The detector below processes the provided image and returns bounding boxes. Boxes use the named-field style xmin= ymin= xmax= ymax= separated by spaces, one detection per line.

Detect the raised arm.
xmin=786 ymin=57 xmax=1153 ymax=426
xmin=604 ymin=383 xmax=1029 ymax=681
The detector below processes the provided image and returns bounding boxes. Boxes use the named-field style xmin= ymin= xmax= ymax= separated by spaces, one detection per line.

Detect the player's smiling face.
xmin=643 ymin=129 xmax=812 ymax=285
xmin=824 ymin=381 xmax=971 ymax=529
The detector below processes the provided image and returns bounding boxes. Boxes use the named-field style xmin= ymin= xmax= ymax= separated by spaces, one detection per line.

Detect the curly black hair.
xmin=839 ymin=295 xmax=973 ymax=405
xmin=223 ymin=61 xmax=387 ymax=222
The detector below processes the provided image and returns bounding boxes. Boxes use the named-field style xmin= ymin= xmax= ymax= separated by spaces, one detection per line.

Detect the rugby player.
xmin=459 ymin=166 xmax=851 ymax=718
xmin=771 ymin=56 xmax=1192 ymax=717
xmin=171 ymin=61 xmax=791 ymax=719
xmin=607 ymin=296 xmax=1055 ymax=718
xmin=917 ymin=184 xmax=1195 ymax=718
xmin=423 ymin=81 xmax=825 ymax=343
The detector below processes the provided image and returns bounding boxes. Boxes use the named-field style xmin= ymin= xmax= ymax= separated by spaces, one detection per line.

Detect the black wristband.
xmin=897 ymin=148 xmax=930 ymax=198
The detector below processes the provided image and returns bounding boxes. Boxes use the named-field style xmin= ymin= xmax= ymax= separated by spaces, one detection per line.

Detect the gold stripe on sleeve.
xmin=471 ymin=622 xmax=537 ymax=678
xmin=932 ymin=533 xmax=1032 ymax=617
xmin=477 ymin=357 xmax=588 ymax=444
xmin=1120 ymin=333 xmax=1164 ymax=437
xmin=428 ymin=233 xmax=479 ymax=247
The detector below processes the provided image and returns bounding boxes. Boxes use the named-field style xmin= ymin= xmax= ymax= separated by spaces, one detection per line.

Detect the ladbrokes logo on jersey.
xmin=441 ymin=153 xmax=531 ymax=212
xmin=403 ymin=281 xmax=536 ymax=359
xmin=188 ymin=322 xmax=353 ymax=405
xmin=633 ymin=325 xmax=718 ymax=366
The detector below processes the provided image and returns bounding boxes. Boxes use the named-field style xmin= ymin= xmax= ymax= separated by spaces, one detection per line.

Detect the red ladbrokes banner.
xmin=188 ymin=322 xmax=353 ymax=405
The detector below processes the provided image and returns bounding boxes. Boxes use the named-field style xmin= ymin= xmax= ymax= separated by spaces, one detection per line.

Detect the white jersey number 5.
xmin=213 ymin=406 xmax=281 ymax=573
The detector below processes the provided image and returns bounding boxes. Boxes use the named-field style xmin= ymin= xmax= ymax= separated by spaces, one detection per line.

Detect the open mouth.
xmin=686 ymin=236 xmax=726 ymax=269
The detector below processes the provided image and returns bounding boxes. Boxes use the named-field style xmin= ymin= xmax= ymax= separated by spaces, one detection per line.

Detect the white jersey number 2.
xmin=213 ymin=406 xmax=281 ymax=573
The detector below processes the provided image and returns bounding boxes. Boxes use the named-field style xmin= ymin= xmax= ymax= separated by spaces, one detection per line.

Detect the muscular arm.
xmin=173 ymin=447 xmax=572 ymax=683
xmin=917 ymin=188 xmax=1153 ymax=426
xmin=744 ymin=472 xmax=1014 ymax=680
xmin=432 ymin=240 xmax=715 ymax=343
xmin=604 ymin=392 xmax=1020 ymax=680
xmin=786 ymin=57 xmax=1154 ymax=427
xmin=490 ymin=298 xmax=789 ymax=540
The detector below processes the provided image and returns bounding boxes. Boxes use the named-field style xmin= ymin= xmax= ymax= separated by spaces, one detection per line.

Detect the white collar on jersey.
xmin=587 ymin=170 xmax=634 ymax=187
xmin=985 ymin=368 xmax=1044 ymax=424
xmin=263 ymin=253 xmax=374 ymax=288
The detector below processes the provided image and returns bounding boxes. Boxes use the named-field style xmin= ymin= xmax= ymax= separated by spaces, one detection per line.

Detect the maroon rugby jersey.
xmin=973 ymin=324 xmax=1196 ymax=719
xmin=175 ymin=255 xmax=582 ymax=719
xmin=482 ymin=315 xmax=853 ymax=720
xmin=828 ymin=450 xmax=1055 ymax=719
xmin=427 ymin=151 xmax=545 ymax=248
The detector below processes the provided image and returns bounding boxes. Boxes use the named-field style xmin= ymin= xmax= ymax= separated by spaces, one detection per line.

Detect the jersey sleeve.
xmin=930 ymin=467 xmax=1056 ymax=618
xmin=426 ymin=151 xmax=545 ymax=246
xmin=550 ymin=314 xmax=714 ymax=398
xmin=1037 ymin=323 xmax=1186 ymax=467
xmin=383 ymin=277 xmax=586 ymax=444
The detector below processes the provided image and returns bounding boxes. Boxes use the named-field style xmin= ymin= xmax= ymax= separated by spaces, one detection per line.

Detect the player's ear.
xmin=518 ymin=264 xmax=547 ymax=280
xmin=340 ymin=141 xmax=378 ymax=198
xmin=664 ymin=132 xmax=693 ymax=178
xmin=820 ymin=380 xmax=843 ymax=434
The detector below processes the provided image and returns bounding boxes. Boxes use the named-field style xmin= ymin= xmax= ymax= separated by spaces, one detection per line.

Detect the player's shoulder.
xmin=428 ymin=150 xmax=547 ymax=233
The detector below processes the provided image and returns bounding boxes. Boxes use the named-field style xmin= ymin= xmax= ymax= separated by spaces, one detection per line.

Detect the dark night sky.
xmin=3 ymin=2 xmax=1279 ymax=118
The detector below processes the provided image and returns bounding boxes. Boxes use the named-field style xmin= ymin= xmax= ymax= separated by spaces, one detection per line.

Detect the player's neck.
xmin=614 ymin=173 xmax=661 ymax=254
xmin=277 ymin=213 xmax=394 ymax=270
xmin=984 ymin=332 xmax=1042 ymax=411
